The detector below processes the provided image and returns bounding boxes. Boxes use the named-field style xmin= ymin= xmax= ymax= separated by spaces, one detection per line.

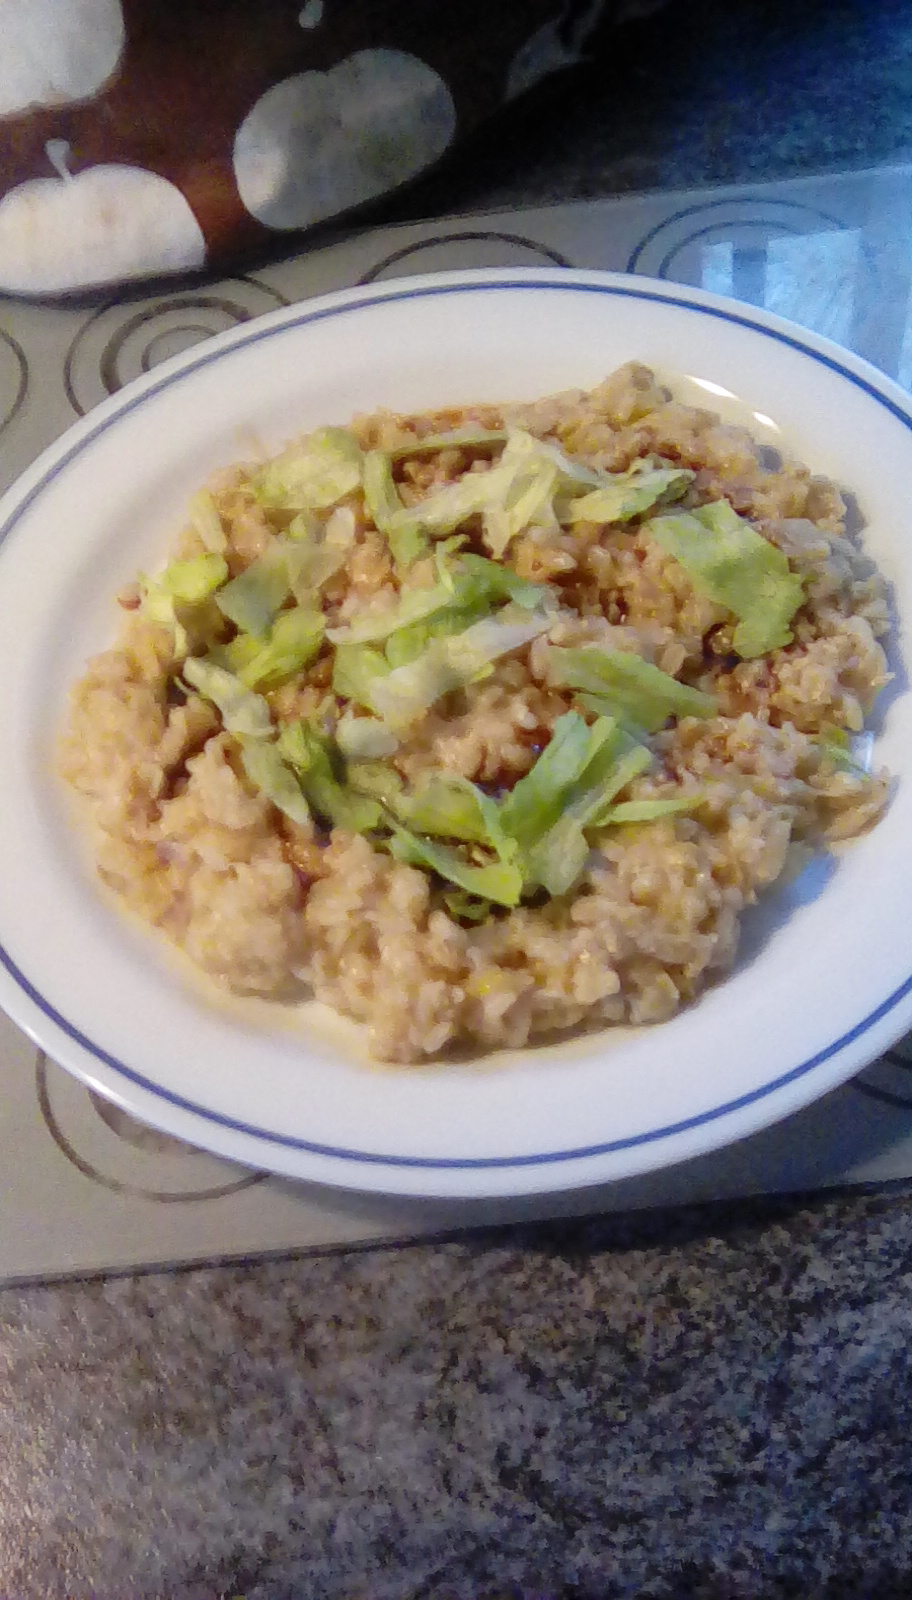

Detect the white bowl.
xmin=0 ymin=267 xmax=910 ymax=1199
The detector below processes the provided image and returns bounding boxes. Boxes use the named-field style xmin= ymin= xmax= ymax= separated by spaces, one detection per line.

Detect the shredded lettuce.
xmin=368 ymin=605 xmax=553 ymax=732
xmin=500 ymin=429 xmax=605 ymax=492
xmin=383 ymin=604 xmax=487 ymax=669
xmin=156 ymin=553 xmax=228 ymax=603
xmin=442 ymin=889 xmax=494 ymax=923
xmin=330 ymin=553 xmax=552 ymax=652
xmin=400 ymin=774 xmax=518 ymax=866
xmin=328 ymin=583 xmax=460 ymax=647
xmin=600 ymin=794 xmax=702 ymax=824
xmin=140 ymin=553 xmax=228 ymax=655
xmin=277 ymin=721 xmax=382 ymax=833
xmin=286 ymin=505 xmax=356 ymax=599
xmin=345 ymin=760 xmax=405 ymax=807
xmin=499 ymin=711 xmax=605 ymax=847
xmin=389 ymin=428 xmax=507 ymax=459
xmin=332 ymin=642 xmax=391 ymax=713
xmin=816 ymin=725 xmax=870 ymax=773
xmin=236 ymin=607 xmax=325 ymax=691
xmin=238 ymin=739 xmax=312 ymax=827
xmin=562 ymin=466 xmax=693 ymax=526
xmin=188 ymin=491 xmax=226 ymax=553
xmin=388 ymin=827 xmax=523 ymax=908
xmin=519 ymin=726 xmax=653 ymax=895
xmin=647 ymin=499 xmax=806 ymax=659
xmin=449 ymin=552 xmax=552 ymax=611
xmin=547 ymin=646 xmax=716 ymax=732
xmin=384 ymin=429 xmax=566 ymax=557
xmin=183 ymin=657 xmax=273 ymax=738
xmin=253 ymin=427 xmax=363 ymax=512
xmin=521 ymin=812 xmax=592 ymax=898
xmin=335 ymin=713 xmax=399 ymax=761
xmin=363 ymin=450 xmax=427 ymax=569
xmin=215 ymin=546 xmax=293 ymax=638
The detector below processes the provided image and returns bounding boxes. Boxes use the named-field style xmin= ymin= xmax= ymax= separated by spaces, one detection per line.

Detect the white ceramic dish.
xmin=1 ymin=267 xmax=911 ymax=1199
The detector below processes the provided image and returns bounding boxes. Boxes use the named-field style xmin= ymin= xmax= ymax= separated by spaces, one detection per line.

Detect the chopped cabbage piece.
xmin=140 ymin=553 xmax=228 ymax=656
xmin=362 ymin=449 xmax=428 ymax=568
xmin=277 ymin=721 xmax=382 ymax=833
xmin=499 ymin=711 xmax=606 ymax=847
xmin=345 ymin=760 xmax=405 ymax=807
xmin=215 ymin=546 xmax=293 ymax=638
xmin=389 ymin=428 xmax=507 ymax=459
xmin=384 ymin=428 xmax=574 ymax=556
xmin=600 ymin=794 xmax=703 ymax=824
xmin=188 ymin=490 xmax=226 ymax=553
xmin=253 ymin=427 xmax=363 ymax=511
xmin=368 ymin=605 xmax=553 ymax=732
xmin=647 ymin=498 xmax=805 ymax=659
xmin=335 ymin=713 xmax=400 ymax=760
xmin=520 ymin=730 xmax=653 ymax=895
xmin=332 ymin=642 xmax=391 ymax=713
xmin=562 ymin=466 xmax=693 ymax=525
xmin=547 ymin=646 xmax=716 ymax=732
xmin=236 ymin=607 xmax=325 ymax=691
xmin=330 ymin=553 xmax=551 ymax=650
xmin=287 ymin=505 xmax=356 ymax=598
xmin=155 ymin=553 xmax=228 ymax=603
xmin=401 ymin=774 xmax=518 ymax=867
xmin=442 ymin=890 xmax=494 ymax=923
xmin=238 ymin=740 xmax=312 ymax=827
xmin=388 ymin=827 xmax=523 ymax=909
xmin=182 ymin=658 xmax=273 ymax=738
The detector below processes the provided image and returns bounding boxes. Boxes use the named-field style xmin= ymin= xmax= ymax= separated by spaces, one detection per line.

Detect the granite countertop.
xmin=5 ymin=2 xmax=912 ymax=1596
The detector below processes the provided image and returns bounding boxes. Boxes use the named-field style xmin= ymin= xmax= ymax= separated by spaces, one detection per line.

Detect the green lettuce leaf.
xmin=140 ymin=553 xmax=229 ymax=655
xmin=383 ymin=604 xmax=488 ymax=669
xmin=332 ymin=642 xmax=391 ymax=713
xmin=335 ymin=713 xmax=400 ymax=760
xmin=362 ymin=449 xmax=427 ymax=568
xmin=400 ymin=774 xmax=518 ymax=869
xmin=599 ymin=794 xmax=702 ymax=824
xmin=345 ymin=760 xmax=405 ymax=807
xmin=388 ymin=827 xmax=523 ymax=909
xmin=238 ymin=740 xmax=312 ymax=827
xmin=383 ymin=429 xmax=566 ymax=556
xmin=368 ymin=605 xmax=553 ymax=732
xmin=286 ymin=505 xmax=356 ymax=599
xmin=215 ymin=546 xmax=293 ymax=638
xmin=188 ymin=490 xmax=226 ymax=554
xmin=547 ymin=646 xmax=716 ymax=732
xmin=253 ymin=427 xmax=363 ymax=512
xmin=389 ymin=428 xmax=507 ymax=459
xmin=182 ymin=658 xmax=273 ymax=738
xmin=277 ymin=721 xmax=382 ymax=833
xmin=562 ymin=466 xmax=693 ymax=525
xmin=646 ymin=498 xmax=806 ymax=659
xmin=520 ymin=812 xmax=592 ymax=898
xmin=815 ymin=724 xmax=870 ymax=774
xmin=236 ymin=607 xmax=325 ymax=691
xmin=441 ymin=889 xmax=495 ymax=923
xmin=520 ymin=729 xmax=653 ymax=895
xmin=499 ymin=711 xmax=607 ymax=847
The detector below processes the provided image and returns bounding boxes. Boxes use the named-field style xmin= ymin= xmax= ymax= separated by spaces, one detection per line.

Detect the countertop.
xmin=5 ymin=2 xmax=912 ymax=1596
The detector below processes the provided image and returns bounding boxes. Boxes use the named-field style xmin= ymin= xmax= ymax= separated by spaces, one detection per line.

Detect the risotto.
xmin=58 ymin=363 xmax=891 ymax=1061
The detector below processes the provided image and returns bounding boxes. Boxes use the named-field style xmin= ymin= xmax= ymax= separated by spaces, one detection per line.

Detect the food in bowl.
xmin=59 ymin=362 xmax=891 ymax=1061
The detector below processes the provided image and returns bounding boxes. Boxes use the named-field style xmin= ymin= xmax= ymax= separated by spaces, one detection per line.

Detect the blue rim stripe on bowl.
xmin=2 ymin=275 xmax=910 ymax=1173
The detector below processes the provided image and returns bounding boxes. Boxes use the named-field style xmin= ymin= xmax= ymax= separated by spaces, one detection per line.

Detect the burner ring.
xmin=63 ymin=277 xmax=290 ymax=417
xmin=358 ymin=229 xmax=572 ymax=284
xmin=0 ymin=328 xmax=28 ymax=439
xmin=36 ymin=1056 xmax=266 ymax=1203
